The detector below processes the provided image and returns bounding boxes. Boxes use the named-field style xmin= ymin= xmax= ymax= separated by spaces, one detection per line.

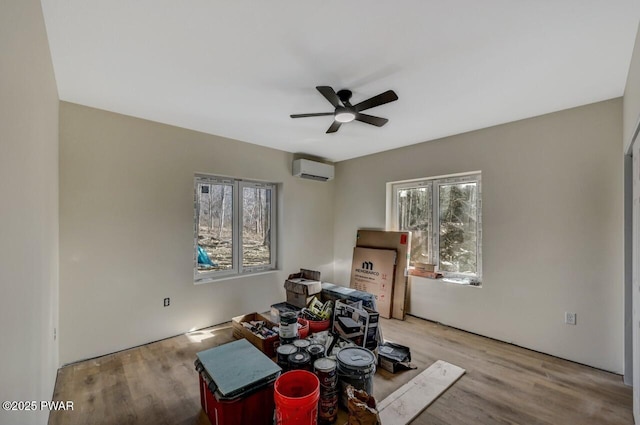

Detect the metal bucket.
xmin=336 ymin=347 xmax=376 ymax=408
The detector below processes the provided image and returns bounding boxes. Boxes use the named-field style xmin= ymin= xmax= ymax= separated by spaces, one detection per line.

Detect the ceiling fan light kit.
xmin=291 ymin=86 xmax=398 ymax=133
xmin=335 ymin=108 xmax=355 ymax=123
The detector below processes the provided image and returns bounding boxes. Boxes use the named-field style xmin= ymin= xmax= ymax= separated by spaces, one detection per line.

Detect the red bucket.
xmin=274 ymin=370 xmax=320 ymax=425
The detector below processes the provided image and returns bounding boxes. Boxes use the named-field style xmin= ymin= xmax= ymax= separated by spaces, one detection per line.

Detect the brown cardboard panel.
xmin=356 ymin=230 xmax=411 ymax=320
xmin=286 ymin=291 xmax=314 ymax=308
xmin=350 ymin=247 xmax=397 ymax=318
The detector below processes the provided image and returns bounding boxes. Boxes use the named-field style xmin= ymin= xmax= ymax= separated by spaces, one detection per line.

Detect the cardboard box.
xmin=332 ymin=300 xmax=380 ymax=351
xmin=350 ymin=247 xmax=396 ymax=319
xmin=284 ymin=278 xmax=322 ymax=296
xmin=286 ymin=291 xmax=315 ymax=308
xmin=356 ymin=230 xmax=411 ymax=320
xmin=284 ymin=269 xmax=322 ymax=308
xmin=415 ymin=262 xmax=435 ymax=272
xmin=231 ymin=313 xmax=280 ymax=358
xmin=409 ymin=268 xmax=442 ymax=279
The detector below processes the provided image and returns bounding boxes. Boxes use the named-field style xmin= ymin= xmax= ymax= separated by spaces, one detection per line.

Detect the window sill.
xmin=442 ymin=277 xmax=482 ymax=287
xmin=410 ymin=274 xmax=482 ymax=288
xmin=194 ymin=269 xmax=279 ymax=285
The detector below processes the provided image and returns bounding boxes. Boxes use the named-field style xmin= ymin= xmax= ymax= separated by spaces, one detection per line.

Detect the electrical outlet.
xmin=53 ymin=327 xmax=57 ymax=341
xmin=164 ymin=298 xmax=170 ymax=307
xmin=565 ymin=312 xmax=576 ymax=325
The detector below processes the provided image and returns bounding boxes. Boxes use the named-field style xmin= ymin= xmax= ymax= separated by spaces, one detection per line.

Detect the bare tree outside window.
xmin=194 ymin=176 xmax=277 ymax=281
xmin=196 ymin=183 xmax=233 ymax=271
xmin=397 ymin=185 xmax=431 ymax=265
xmin=392 ymin=173 xmax=481 ymax=282
xmin=242 ymin=186 xmax=272 ymax=268
xmin=438 ymin=182 xmax=478 ymax=275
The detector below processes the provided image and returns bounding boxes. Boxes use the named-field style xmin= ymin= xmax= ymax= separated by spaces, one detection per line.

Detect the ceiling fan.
xmin=290 ymin=86 xmax=398 ymax=133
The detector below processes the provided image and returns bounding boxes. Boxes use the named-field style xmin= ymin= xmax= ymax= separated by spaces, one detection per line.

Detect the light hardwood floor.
xmin=49 ymin=315 xmax=633 ymax=425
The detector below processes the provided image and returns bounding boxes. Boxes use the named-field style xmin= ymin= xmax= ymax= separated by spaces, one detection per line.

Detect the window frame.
xmin=194 ymin=174 xmax=277 ymax=283
xmin=389 ymin=172 xmax=482 ymax=282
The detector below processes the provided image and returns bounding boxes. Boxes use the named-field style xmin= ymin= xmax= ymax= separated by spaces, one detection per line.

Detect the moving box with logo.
xmin=350 ymin=247 xmax=397 ymax=319
xmin=356 ymin=230 xmax=411 ymax=320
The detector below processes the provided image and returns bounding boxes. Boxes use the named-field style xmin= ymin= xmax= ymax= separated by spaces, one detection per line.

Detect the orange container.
xmin=307 ymin=319 xmax=330 ymax=334
xmin=297 ymin=318 xmax=310 ymax=339
xmin=274 ymin=370 xmax=320 ymax=425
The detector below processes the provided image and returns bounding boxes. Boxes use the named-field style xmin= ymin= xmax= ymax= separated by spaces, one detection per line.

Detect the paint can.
xmin=314 ymin=357 xmax=338 ymax=424
xmin=318 ymin=391 xmax=338 ymax=424
xmin=276 ymin=344 xmax=298 ymax=372
xmin=288 ymin=351 xmax=312 ymax=371
xmin=306 ymin=343 xmax=325 ymax=362
xmin=293 ymin=338 xmax=311 ymax=351
xmin=279 ymin=311 xmax=298 ymax=345
xmin=336 ymin=347 xmax=376 ymax=408
xmin=314 ymin=357 xmax=337 ymax=389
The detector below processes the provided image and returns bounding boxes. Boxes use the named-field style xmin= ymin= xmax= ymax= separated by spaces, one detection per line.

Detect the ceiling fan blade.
xmin=354 ymin=90 xmax=398 ymax=112
xmin=290 ymin=112 xmax=334 ymax=118
xmin=326 ymin=121 xmax=342 ymax=133
xmin=316 ymin=86 xmax=340 ymax=107
xmin=355 ymin=113 xmax=388 ymax=127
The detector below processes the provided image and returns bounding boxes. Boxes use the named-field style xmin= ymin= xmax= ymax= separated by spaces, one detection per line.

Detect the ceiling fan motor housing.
xmin=337 ymin=89 xmax=353 ymax=104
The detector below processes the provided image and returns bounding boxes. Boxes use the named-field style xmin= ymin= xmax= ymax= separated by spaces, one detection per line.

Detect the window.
xmin=194 ymin=175 xmax=276 ymax=282
xmin=390 ymin=172 xmax=482 ymax=283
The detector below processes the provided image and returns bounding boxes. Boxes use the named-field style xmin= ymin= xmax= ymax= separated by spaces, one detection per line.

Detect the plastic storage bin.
xmin=196 ymin=339 xmax=282 ymax=425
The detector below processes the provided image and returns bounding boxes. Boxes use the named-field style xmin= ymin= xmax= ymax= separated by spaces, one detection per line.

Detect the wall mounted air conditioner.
xmin=292 ymin=159 xmax=335 ymax=181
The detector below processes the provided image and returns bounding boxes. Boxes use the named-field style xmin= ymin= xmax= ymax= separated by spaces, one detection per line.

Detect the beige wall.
xmin=0 ymin=1 xmax=59 ymax=424
xmin=59 ymin=102 xmax=335 ymax=365
xmin=624 ymin=22 xmax=640 ymax=153
xmin=333 ymin=99 xmax=624 ymax=373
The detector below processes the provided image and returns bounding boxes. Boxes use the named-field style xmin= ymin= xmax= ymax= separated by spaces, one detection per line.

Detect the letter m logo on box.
xmin=361 ymin=261 xmax=373 ymax=270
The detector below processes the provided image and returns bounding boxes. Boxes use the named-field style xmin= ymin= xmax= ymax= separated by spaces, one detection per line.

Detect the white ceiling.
xmin=41 ymin=1 xmax=640 ymax=162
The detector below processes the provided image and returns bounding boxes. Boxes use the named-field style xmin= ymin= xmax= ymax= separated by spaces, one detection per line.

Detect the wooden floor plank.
xmin=378 ymin=360 xmax=465 ymax=425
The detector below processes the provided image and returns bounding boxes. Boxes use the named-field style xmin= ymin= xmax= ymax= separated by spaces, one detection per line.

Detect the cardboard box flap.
xmin=287 ymin=268 xmax=321 ymax=281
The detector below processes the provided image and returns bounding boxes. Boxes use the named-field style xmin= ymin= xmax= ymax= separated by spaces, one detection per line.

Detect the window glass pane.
xmin=397 ymin=185 xmax=432 ymax=265
xmin=196 ymin=182 xmax=233 ymax=272
xmin=438 ymin=182 xmax=478 ymax=274
xmin=242 ymin=186 xmax=272 ymax=268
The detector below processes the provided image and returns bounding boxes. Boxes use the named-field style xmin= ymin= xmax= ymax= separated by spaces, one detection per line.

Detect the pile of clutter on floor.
xmin=196 ymin=268 xmax=415 ymax=425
